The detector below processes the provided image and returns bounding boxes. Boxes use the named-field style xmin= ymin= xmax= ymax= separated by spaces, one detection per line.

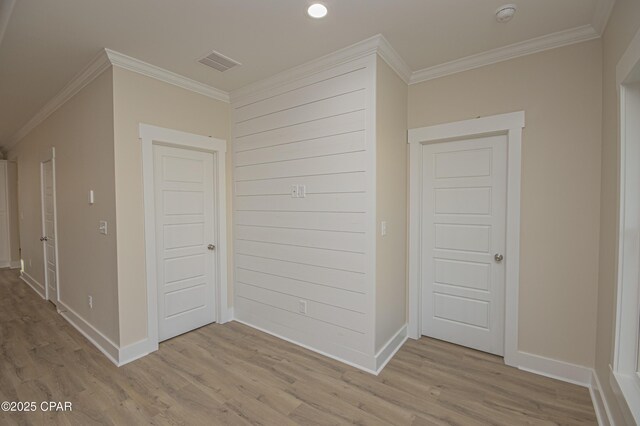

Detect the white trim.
xmin=233 ymin=318 xmax=380 ymax=375
xmin=377 ymin=36 xmax=412 ymax=84
xmin=118 ymin=339 xmax=154 ymax=366
xmin=409 ymin=25 xmax=599 ymax=85
xmin=4 ymin=48 xmax=230 ymax=150
xmin=5 ymin=51 xmax=112 ymax=149
xmin=9 ymin=260 xmax=20 ymax=269
xmin=591 ymin=370 xmax=615 ymax=426
xmin=58 ymin=301 xmax=120 ymax=365
xmin=592 ymin=0 xmax=616 ymax=36
xmin=513 ymin=351 xmax=592 ymax=387
xmin=40 ymin=147 xmax=61 ymax=305
xmin=105 ymin=49 xmax=230 ymax=103
xmin=230 ymin=34 xmax=406 ymax=103
xmin=223 ymin=307 xmax=235 ymax=323
xmin=20 ymin=271 xmax=45 ymax=299
xmin=139 ymin=123 xmax=229 ymax=357
xmin=609 ymin=367 xmax=637 ymax=425
xmin=613 ymin=25 xmax=640 ymax=425
xmin=407 ymin=112 xmax=524 ymax=368
xmin=374 ymin=325 xmax=408 ymax=373
xmin=0 ymin=0 xmax=16 ymax=49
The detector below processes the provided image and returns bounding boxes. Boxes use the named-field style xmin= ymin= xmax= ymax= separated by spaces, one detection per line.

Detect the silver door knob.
xmin=494 ymin=253 xmax=504 ymax=262
xmin=207 ymin=244 xmax=215 ymax=251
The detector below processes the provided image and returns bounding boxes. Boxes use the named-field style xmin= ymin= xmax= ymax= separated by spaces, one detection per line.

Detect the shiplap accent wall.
xmin=232 ymin=55 xmax=378 ymax=369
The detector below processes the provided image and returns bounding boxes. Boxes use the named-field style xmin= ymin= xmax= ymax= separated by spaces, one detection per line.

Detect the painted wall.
xmin=111 ymin=67 xmax=231 ymax=347
xmin=375 ymin=56 xmax=408 ymax=351
xmin=7 ymin=161 xmax=20 ymax=264
xmin=408 ymin=40 xmax=602 ymax=367
xmin=595 ymin=0 xmax=640 ymax=422
xmin=231 ymin=56 xmax=375 ymax=368
xmin=7 ymin=69 xmax=119 ymax=343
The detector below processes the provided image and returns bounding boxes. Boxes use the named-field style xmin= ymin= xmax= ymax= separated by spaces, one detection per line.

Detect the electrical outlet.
xmin=290 ymin=185 xmax=298 ymax=198
xmin=298 ymin=299 xmax=307 ymax=314
xmin=88 ymin=296 xmax=93 ymax=309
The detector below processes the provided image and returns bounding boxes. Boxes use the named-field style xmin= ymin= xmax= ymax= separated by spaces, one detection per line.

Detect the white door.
xmin=421 ymin=135 xmax=507 ymax=355
xmin=154 ymin=145 xmax=217 ymax=341
xmin=41 ymin=160 xmax=58 ymax=304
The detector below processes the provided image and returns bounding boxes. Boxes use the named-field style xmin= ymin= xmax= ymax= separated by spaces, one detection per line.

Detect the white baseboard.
xmin=375 ymin=324 xmax=408 ymax=373
xmin=515 ymin=350 xmax=593 ymax=387
xmin=118 ymin=338 xmax=156 ymax=366
xmin=20 ymin=271 xmax=45 ymax=299
xmin=222 ymin=307 xmax=234 ymax=323
xmin=10 ymin=260 xmax=21 ymax=269
xmin=590 ymin=369 xmax=615 ymax=426
xmin=233 ymin=317 xmax=380 ymax=375
xmin=57 ymin=301 xmax=120 ymax=366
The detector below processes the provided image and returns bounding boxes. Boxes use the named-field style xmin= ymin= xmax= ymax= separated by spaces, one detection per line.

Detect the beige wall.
xmin=595 ymin=0 xmax=640 ymax=422
xmin=112 ymin=67 xmax=231 ymax=346
xmin=408 ymin=40 xmax=603 ymax=367
xmin=375 ymin=57 xmax=408 ymax=351
xmin=7 ymin=161 xmax=20 ymax=263
xmin=8 ymin=69 xmax=119 ymax=343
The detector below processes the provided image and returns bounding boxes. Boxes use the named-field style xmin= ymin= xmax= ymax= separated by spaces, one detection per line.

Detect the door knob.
xmin=207 ymin=244 xmax=215 ymax=251
xmin=40 ymin=236 xmax=48 ymax=242
xmin=494 ymin=253 xmax=504 ymax=262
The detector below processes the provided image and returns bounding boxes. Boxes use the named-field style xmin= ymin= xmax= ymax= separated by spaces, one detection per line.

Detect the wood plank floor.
xmin=0 ymin=268 xmax=596 ymax=425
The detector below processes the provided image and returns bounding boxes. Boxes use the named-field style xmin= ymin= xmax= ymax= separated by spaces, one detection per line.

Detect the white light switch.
xmin=99 ymin=220 xmax=108 ymax=235
xmin=381 ymin=221 xmax=387 ymax=236
xmin=298 ymin=300 xmax=307 ymax=314
xmin=298 ymin=184 xmax=306 ymax=198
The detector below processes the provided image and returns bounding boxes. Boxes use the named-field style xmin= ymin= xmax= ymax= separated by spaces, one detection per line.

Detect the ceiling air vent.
xmin=198 ymin=50 xmax=241 ymax=72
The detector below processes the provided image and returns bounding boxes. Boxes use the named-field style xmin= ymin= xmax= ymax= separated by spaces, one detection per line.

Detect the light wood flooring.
xmin=0 ymin=268 xmax=596 ymax=425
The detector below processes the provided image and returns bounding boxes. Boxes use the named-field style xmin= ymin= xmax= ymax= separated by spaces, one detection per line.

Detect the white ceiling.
xmin=0 ymin=0 xmax=607 ymax=147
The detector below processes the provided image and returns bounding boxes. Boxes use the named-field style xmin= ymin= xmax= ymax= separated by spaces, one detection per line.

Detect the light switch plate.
xmin=290 ymin=185 xmax=298 ymax=198
xmin=381 ymin=221 xmax=387 ymax=236
xmin=298 ymin=299 xmax=307 ymax=314
xmin=99 ymin=220 xmax=108 ymax=235
xmin=298 ymin=184 xmax=306 ymax=198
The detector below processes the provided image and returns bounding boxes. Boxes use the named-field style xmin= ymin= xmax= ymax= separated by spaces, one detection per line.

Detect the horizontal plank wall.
xmin=232 ymin=55 xmax=377 ymax=370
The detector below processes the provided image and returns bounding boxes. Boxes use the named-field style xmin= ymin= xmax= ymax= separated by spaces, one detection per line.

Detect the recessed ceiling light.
xmin=307 ymin=3 xmax=328 ymax=19
xmin=495 ymin=4 xmax=517 ymax=23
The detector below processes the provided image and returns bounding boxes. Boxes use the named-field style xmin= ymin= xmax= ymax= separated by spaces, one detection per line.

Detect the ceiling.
xmin=0 ymin=0 xmax=607 ymax=148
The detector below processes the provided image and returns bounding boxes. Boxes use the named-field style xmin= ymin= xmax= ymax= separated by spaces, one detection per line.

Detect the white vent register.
xmin=198 ymin=50 xmax=241 ymax=72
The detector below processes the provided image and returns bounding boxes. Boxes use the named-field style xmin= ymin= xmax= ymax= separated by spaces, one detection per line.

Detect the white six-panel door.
xmin=154 ymin=145 xmax=217 ymax=341
xmin=41 ymin=160 xmax=58 ymax=304
xmin=421 ymin=135 xmax=507 ymax=355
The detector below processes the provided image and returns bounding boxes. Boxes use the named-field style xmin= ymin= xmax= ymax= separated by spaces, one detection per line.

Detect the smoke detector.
xmin=495 ymin=4 xmax=517 ymax=23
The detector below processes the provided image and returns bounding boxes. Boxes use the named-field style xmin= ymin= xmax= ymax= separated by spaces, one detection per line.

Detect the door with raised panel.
xmin=41 ymin=160 xmax=58 ymax=304
xmin=154 ymin=145 xmax=217 ymax=341
xmin=421 ymin=135 xmax=507 ymax=356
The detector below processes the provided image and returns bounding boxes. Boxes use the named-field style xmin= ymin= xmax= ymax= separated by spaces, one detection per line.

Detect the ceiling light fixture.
xmin=307 ymin=3 xmax=328 ymax=19
xmin=495 ymin=4 xmax=517 ymax=23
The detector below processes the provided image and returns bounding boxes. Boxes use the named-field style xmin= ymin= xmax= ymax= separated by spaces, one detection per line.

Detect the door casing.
xmin=140 ymin=124 xmax=229 ymax=354
xmin=407 ymin=111 xmax=524 ymax=367
xmin=40 ymin=147 xmax=60 ymax=306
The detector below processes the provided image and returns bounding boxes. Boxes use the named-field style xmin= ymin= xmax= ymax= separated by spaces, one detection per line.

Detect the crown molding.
xmin=104 ymin=49 xmax=230 ymax=103
xmin=0 ymin=0 xmax=16 ymax=49
xmin=231 ymin=34 xmax=381 ymax=103
xmin=592 ymin=0 xmax=616 ymax=35
xmin=410 ymin=25 xmax=600 ymax=85
xmin=4 ymin=48 xmax=230 ymax=150
xmin=5 ymin=49 xmax=112 ymax=149
xmin=377 ymin=36 xmax=412 ymax=84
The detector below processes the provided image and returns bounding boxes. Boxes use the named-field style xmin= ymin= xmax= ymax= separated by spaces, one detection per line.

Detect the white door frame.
xmin=40 ymin=147 xmax=61 ymax=305
xmin=140 ymin=124 xmax=229 ymax=351
xmin=612 ymin=26 xmax=640 ymax=426
xmin=407 ymin=111 xmax=524 ymax=366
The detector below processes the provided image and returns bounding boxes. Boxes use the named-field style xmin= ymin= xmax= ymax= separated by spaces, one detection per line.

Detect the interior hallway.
xmin=0 ymin=268 xmax=596 ymax=425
